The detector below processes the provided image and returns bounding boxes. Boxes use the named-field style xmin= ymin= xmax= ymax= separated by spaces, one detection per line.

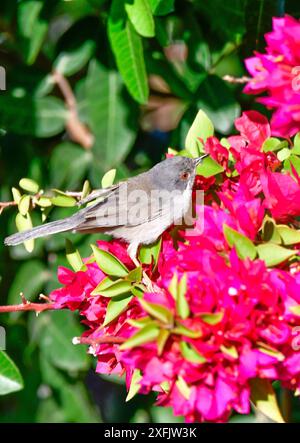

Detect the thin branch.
xmin=0 ymin=301 xmax=55 ymax=313
xmin=73 ymin=336 xmax=126 ymax=346
xmin=52 ymin=70 xmax=94 ymax=149
xmin=0 ymin=200 xmax=16 ymax=215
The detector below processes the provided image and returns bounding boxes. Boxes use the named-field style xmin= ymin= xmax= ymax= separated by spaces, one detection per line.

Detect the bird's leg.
xmin=127 ymin=243 xmax=156 ymax=292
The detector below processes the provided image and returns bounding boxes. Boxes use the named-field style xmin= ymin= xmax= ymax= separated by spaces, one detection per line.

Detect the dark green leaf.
xmin=108 ymin=0 xmax=149 ymax=104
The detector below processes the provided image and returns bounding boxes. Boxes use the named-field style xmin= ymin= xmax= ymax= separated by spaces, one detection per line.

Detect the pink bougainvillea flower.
xmin=48 ymin=110 xmax=300 ymax=423
xmin=244 ymin=15 xmax=300 ymax=138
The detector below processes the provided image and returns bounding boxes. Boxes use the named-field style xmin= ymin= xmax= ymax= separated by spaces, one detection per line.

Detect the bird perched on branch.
xmin=4 ymin=155 xmax=208 ymax=266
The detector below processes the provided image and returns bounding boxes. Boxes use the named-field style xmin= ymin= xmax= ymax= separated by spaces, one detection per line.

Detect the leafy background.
xmin=0 ymin=0 xmax=299 ymax=423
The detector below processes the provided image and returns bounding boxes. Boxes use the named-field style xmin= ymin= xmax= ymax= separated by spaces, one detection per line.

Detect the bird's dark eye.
xmin=180 ymin=171 xmax=190 ymax=181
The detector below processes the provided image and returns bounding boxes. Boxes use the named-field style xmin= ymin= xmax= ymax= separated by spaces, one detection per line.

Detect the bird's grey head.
xmin=149 ymin=155 xmax=207 ymax=192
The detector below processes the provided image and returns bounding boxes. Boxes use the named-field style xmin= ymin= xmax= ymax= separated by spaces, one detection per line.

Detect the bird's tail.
xmin=4 ymin=213 xmax=82 ymax=246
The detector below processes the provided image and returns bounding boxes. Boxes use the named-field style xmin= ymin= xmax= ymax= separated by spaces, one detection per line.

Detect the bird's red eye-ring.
xmin=180 ymin=171 xmax=190 ymax=181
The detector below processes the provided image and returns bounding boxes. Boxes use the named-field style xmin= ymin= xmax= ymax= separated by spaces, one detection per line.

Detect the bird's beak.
xmin=194 ymin=154 xmax=209 ymax=166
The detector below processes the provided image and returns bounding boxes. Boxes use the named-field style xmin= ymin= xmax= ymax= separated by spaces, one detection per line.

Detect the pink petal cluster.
xmin=244 ymin=15 xmax=300 ymax=138
xmin=50 ymin=111 xmax=300 ymax=422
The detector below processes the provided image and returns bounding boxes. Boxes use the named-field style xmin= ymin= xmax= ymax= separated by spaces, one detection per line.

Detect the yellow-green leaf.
xmin=200 ymin=312 xmax=224 ymax=325
xmin=157 ymin=329 xmax=170 ymax=355
xmin=139 ymin=298 xmax=173 ymax=325
xmin=91 ymin=245 xmax=128 ymax=277
xmin=185 ymin=109 xmax=214 ymax=157
xmin=176 ymin=274 xmax=190 ymax=320
xmin=103 ymin=294 xmax=133 ymax=327
xmin=120 ymin=323 xmax=159 ymax=350
xmin=92 ymin=279 xmax=132 ymax=297
xmin=15 ymin=212 xmax=34 ymax=252
xmin=180 ymin=341 xmax=206 ymax=364
xmin=101 ymin=169 xmax=116 ymax=188
xmin=11 ymin=187 xmax=21 ymax=204
xmin=250 ymin=379 xmax=285 ymax=423
xmin=51 ymin=194 xmax=76 ymax=207
xmin=176 ymin=376 xmax=191 ymax=400
xmin=126 ymin=369 xmax=142 ymax=401
xmin=277 ymin=225 xmax=300 ymax=245
xmin=19 ymin=178 xmax=39 ymax=193
xmin=172 ymin=322 xmax=202 ymax=338
xmin=256 ymin=243 xmax=297 ymax=267
xmin=18 ymin=195 xmax=30 ymax=216
xmin=126 ymin=266 xmax=142 ymax=283
xmin=223 ymin=224 xmax=257 ymax=260
xmin=66 ymin=239 xmax=84 ymax=272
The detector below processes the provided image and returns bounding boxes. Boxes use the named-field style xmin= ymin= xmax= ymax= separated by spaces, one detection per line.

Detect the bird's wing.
xmin=77 ymin=184 xmax=120 ymax=206
xmin=78 ymin=181 xmax=167 ymax=229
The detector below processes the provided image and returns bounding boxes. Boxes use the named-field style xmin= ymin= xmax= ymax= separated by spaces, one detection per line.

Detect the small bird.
xmin=4 ymin=155 xmax=208 ymax=266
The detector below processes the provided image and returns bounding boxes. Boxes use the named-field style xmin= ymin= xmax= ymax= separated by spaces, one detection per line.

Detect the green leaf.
xmin=18 ymin=0 xmax=48 ymax=64
xmin=277 ymin=225 xmax=300 ymax=245
xmin=168 ymin=273 xmax=178 ymax=300
xmin=157 ymin=329 xmax=170 ymax=355
xmin=66 ymin=239 xmax=84 ymax=272
xmin=176 ymin=274 xmax=190 ymax=320
xmin=19 ymin=178 xmax=39 ymax=194
xmin=127 ymin=316 xmax=153 ymax=328
xmin=108 ymin=1 xmax=149 ymax=104
xmin=196 ymin=156 xmax=224 ymax=178
xmin=53 ymin=41 xmax=95 ymax=77
xmin=15 ymin=212 xmax=34 ymax=253
xmin=223 ymin=224 xmax=257 ymax=260
xmin=0 ymin=95 xmax=66 ymax=137
xmin=289 ymin=305 xmax=300 ymax=316
xmin=175 ymin=376 xmax=191 ymax=400
xmin=126 ymin=266 xmax=142 ymax=282
xmin=36 ymin=196 xmax=52 ymax=208
xmin=92 ymin=279 xmax=132 ymax=297
xmin=139 ymin=299 xmax=173 ymax=324
xmin=256 ymin=243 xmax=297 ymax=267
xmin=172 ymin=322 xmax=202 ymax=338
xmin=18 ymin=195 xmax=31 ymax=215
xmin=125 ymin=0 xmax=155 ymax=38
xmin=11 ymin=187 xmax=22 ymax=204
xmin=120 ymin=323 xmax=159 ymax=350
xmin=185 ymin=109 xmax=214 ymax=156
xmin=38 ymin=311 xmax=89 ymax=371
xmin=284 ymin=154 xmax=300 ymax=178
xmin=262 ymin=137 xmax=285 ymax=152
xmin=126 ymin=369 xmax=142 ymax=401
xmin=200 ymin=312 xmax=224 ymax=325
xmin=91 ymin=245 xmax=129 ymax=277
xmin=81 ymin=59 xmax=137 ymax=174
xmin=277 ymin=148 xmax=291 ymax=162
xmin=220 ymin=345 xmax=239 ymax=359
xmin=139 ymin=238 xmax=162 ymax=265
xmin=180 ymin=342 xmax=206 ymax=364
xmin=103 ymin=294 xmax=133 ymax=327
xmin=0 ymin=352 xmax=24 ymax=395
xmin=293 ymin=132 xmax=300 ymax=154
xmin=250 ymin=379 xmax=285 ymax=423
xmin=261 ymin=216 xmax=281 ymax=243
xmin=149 ymin=0 xmax=175 ymax=15
xmin=51 ymin=194 xmax=77 ymax=207
xmin=101 ymin=169 xmax=116 ymax=188
xmin=49 ymin=142 xmax=91 ymax=189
